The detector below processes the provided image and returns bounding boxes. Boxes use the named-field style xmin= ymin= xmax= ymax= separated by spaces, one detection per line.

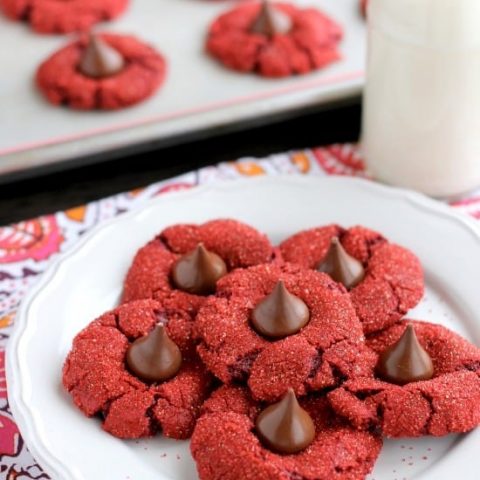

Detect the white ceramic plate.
xmin=7 ymin=176 xmax=480 ymax=480
xmin=0 ymin=0 xmax=365 ymax=178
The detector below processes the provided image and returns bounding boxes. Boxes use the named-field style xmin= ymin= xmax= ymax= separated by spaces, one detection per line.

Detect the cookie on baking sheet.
xmin=122 ymin=219 xmax=276 ymax=316
xmin=0 ymin=0 xmax=128 ymax=34
xmin=206 ymin=1 xmax=343 ymax=78
xmin=191 ymin=385 xmax=382 ymax=480
xmin=279 ymin=225 xmax=424 ymax=334
xmin=195 ymin=262 xmax=376 ymax=402
xmin=328 ymin=319 xmax=480 ymax=437
xmin=62 ymin=299 xmax=212 ymax=439
xmin=36 ymin=33 xmax=166 ymax=110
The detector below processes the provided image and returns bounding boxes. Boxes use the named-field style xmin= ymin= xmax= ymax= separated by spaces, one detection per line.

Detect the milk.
xmin=362 ymin=0 xmax=480 ymax=197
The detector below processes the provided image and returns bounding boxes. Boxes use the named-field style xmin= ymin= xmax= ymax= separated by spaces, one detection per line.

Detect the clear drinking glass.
xmin=362 ymin=0 xmax=480 ymax=197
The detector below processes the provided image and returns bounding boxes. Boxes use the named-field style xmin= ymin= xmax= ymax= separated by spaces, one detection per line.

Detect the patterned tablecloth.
xmin=1 ymin=144 xmax=480 ymax=479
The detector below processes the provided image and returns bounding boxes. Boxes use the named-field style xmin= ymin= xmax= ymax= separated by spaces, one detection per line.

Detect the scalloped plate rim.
xmin=6 ymin=175 xmax=480 ymax=480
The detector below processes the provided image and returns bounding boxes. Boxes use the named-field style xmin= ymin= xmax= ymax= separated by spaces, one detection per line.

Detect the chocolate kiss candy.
xmin=316 ymin=237 xmax=365 ymax=290
xmin=126 ymin=325 xmax=182 ymax=383
xmin=255 ymin=388 xmax=315 ymax=454
xmin=251 ymin=281 xmax=310 ymax=338
xmin=79 ymin=34 xmax=125 ymax=78
xmin=376 ymin=324 xmax=434 ymax=385
xmin=171 ymin=243 xmax=227 ymax=295
xmin=250 ymin=0 xmax=292 ymax=37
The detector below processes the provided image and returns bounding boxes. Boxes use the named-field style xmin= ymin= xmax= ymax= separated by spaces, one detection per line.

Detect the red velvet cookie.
xmin=36 ymin=33 xmax=166 ymax=110
xmin=0 ymin=0 xmax=128 ymax=34
xmin=206 ymin=2 xmax=343 ymax=78
xmin=191 ymin=385 xmax=382 ymax=480
xmin=328 ymin=320 xmax=480 ymax=437
xmin=122 ymin=219 xmax=275 ymax=316
xmin=360 ymin=0 xmax=368 ymax=17
xmin=62 ymin=299 xmax=212 ymax=439
xmin=279 ymin=225 xmax=424 ymax=334
xmin=195 ymin=262 xmax=376 ymax=402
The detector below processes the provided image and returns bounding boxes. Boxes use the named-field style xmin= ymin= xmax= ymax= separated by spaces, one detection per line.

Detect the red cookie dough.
xmin=122 ymin=219 xmax=275 ymax=316
xmin=206 ymin=2 xmax=343 ymax=78
xmin=191 ymin=385 xmax=382 ymax=480
xmin=0 ymin=0 xmax=128 ymax=34
xmin=36 ymin=33 xmax=166 ymax=110
xmin=279 ymin=225 xmax=424 ymax=334
xmin=195 ymin=262 xmax=376 ymax=402
xmin=328 ymin=320 xmax=480 ymax=437
xmin=62 ymin=299 xmax=212 ymax=439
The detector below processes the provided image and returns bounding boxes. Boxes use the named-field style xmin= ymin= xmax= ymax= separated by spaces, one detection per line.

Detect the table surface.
xmin=0 ymin=101 xmax=361 ymax=225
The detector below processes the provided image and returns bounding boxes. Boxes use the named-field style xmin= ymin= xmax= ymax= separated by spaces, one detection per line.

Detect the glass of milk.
xmin=361 ymin=0 xmax=480 ymax=197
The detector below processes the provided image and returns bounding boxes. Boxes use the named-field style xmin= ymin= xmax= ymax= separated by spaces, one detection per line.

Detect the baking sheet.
xmin=0 ymin=0 xmax=365 ymax=176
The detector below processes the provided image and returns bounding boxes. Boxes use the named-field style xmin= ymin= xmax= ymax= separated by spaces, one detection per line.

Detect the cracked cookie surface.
xmin=195 ymin=262 xmax=376 ymax=402
xmin=279 ymin=225 xmax=424 ymax=334
xmin=328 ymin=319 xmax=480 ymax=437
xmin=191 ymin=385 xmax=382 ymax=480
xmin=36 ymin=33 xmax=165 ymax=110
xmin=1 ymin=0 xmax=128 ymax=34
xmin=62 ymin=299 xmax=212 ymax=439
xmin=121 ymin=219 xmax=275 ymax=316
xmin=206 ymin=2 xmax=343 ymax=78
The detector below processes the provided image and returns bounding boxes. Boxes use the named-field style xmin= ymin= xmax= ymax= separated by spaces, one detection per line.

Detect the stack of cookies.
xmin=63 ymin=219 xmax=480 ymax=479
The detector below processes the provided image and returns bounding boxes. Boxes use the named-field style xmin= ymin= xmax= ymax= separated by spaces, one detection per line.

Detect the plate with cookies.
xmin=7 ymin=176 xmax=480 ymax=479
